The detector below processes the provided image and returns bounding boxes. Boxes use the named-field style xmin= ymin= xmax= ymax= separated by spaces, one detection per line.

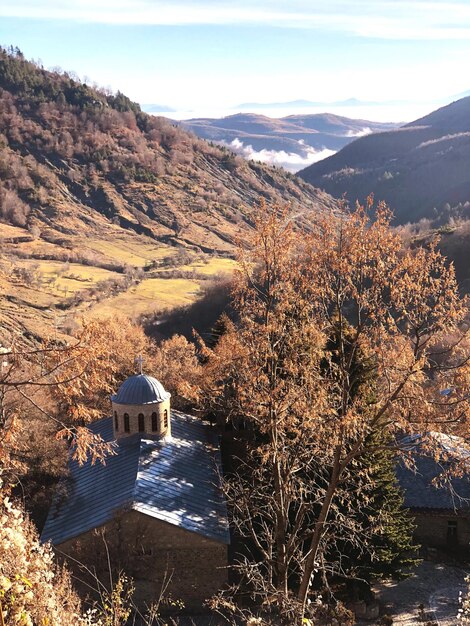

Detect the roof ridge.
xmin=41 ymin=412 xmax=230 ymax=546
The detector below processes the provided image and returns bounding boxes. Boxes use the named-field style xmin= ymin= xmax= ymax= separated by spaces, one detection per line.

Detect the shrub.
xmin=0 ymin=476 xmax=96 ymax=625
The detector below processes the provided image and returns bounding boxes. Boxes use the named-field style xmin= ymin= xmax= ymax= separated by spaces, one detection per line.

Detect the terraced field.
xmin=84 ymin=238 xmax=176 ymax=268
xmin=0 ymin=223 xmax=30 ymax=239
xmin=178 ymin=257 xmax=238 ymax=275
xmin=89 ymin=278 xmax=202 ymax=318
xmin=14 ymin=259 xmax=122 ymax=295
xmin=0 ymin=224 xmax=237 ymax=347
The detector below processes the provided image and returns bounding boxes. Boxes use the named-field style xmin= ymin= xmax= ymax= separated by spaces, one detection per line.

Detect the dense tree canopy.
xmin=209 ymin=199 xmax=469 ymax=624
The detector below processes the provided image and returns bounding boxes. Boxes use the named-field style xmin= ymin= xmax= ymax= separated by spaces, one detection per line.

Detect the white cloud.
xmin=223 ymin=138 xmax=335 ymax=173
xmin=3 ymin=0 xmax=470 ymax=39
xmin=344 ymin=127 xmax=373 ymax=137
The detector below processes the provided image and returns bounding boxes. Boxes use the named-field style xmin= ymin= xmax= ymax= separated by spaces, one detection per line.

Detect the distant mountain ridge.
xmin=178 ymin=113 xmax=399 ymax=172
xmin=142 ymin=103 xmax=176 ymax=113
xmin=140 ymin=89 xmax=470 ymax=118
xmin=235 ymin=98 xmax=407 ymax=110
xmin=298 ymin=96 xmax=470 ymax=224
xmin=235 ymin=90 xmax=470 ymax=111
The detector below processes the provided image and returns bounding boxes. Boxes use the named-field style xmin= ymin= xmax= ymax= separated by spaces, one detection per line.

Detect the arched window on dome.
xmin=138 ymin=413 xmax=145 ymax=432
xmin=124 ymin=413 xmax=130 ymax=433
xmin=163 ymin=409 xmax=168 ymax=429
xmin=114 ymin=411 xmax=119 ymax=431
xmin=151 ymin=412 xmax=158 ymax=432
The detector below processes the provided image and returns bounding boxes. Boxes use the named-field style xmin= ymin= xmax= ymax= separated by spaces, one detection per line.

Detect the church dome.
xmin=111 ymin=374 xmax=171 ymax=405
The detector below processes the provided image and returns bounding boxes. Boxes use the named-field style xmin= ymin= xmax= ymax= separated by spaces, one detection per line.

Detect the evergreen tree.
xmin=327 ymin=430 xmax=419 ymax=592
xmin=360 ymin=434 xmax=419 ymax=581
xmin=319 ymin=317 xmax=419 ymax=591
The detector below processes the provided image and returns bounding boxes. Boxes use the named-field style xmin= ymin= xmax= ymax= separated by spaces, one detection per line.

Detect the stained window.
xmin=138 ymin=413 xmax=145 ymax=432
xmin=124 ymin=413 xmax=130 ymax=433
xmin=163 ymin=409 xmax=168 ymax=429
xmin=151 ymin=412 xmax=158 ymax=432
xmin=114 ymin=411 xmax=119 ymax=431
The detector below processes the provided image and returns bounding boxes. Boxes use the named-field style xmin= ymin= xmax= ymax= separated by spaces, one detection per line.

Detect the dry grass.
xmin=0 ymin=223 xmax=30 ymax=238
xmin=1 ymin=228 xmax=234 ymax=344
xmin=178 ymin=257 xmax=237 ymax=275
xmin=85 ymin=238 xmax=175 ymax=267
xmin=88 ymin=277 xmax=202 ymax=318
xmin=15 ymin=259 xmax=121 ymax=294
xmin=0 ymin=273 xmax=68 ymax=347
xmin=9 ymin=239 xmax=65 ymax=256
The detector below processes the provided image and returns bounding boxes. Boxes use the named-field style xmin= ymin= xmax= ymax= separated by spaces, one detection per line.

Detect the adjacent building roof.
xmin=397 ymin=433 xmax=470 ymax=512
xmin=111 ymin=374 xmax=171 ymax=405
xmin=41 ymin=411 xmax=230 ymax=545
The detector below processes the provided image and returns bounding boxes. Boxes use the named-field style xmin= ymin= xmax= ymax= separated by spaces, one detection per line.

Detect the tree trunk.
xmin=274 ymin=469 xmax=288 ymax=594
xmin=297 ymin=454 xmax=341 ymax=620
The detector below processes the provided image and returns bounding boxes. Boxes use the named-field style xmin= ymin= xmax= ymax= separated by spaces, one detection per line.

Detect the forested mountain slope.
xmin=0 ymin=47 xmax=335 ymax=247
xmin=0 ymin=47 xmax=337 ymax=345
xmin=298 ymin=96 xmax=470 ymax=224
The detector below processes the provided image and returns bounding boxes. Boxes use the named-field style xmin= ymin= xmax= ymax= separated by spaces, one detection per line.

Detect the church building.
xmin=41 ymin=372 xmax=230 ymax=610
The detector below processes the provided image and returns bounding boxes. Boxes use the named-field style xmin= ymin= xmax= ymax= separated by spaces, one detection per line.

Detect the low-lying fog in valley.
xmin=148 ymin=100 xmax=449 ymax=171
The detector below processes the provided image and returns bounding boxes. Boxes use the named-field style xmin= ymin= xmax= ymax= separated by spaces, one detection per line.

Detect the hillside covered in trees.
xmin=297 ymin=97 xmax=470 ymax=290
xmin=298 ymin=96 xmax=470 ymax=225
xmin=0 ymin=46 xmax=334 ymax=242
xmin=0 ymin=46 xmax=337 ymax=345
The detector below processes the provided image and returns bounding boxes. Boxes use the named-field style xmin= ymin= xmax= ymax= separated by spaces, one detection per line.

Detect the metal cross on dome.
xmin=135 ymin=355 xmax=144 ymax=375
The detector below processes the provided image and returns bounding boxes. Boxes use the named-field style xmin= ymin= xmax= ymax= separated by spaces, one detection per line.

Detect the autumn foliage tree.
xmin=0 ymin=315 xmax=203 ymax=625
xmin=0 ymin=325 xmax=115 ymax=624
xmin=0 ymin=316 xmax=153 ymax=471
xmin=47 ymin=317 xmax=150 ymax=443
xmin=148 ymin=334 xmax=201 ymax=409
xmin=210 ymin=199 xmax=469 ymax=624
xmin=0 ymin=313 xmax=202 ymax=480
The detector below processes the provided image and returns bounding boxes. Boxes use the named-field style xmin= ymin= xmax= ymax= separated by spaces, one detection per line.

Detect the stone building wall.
xmin=112 ymin=399 xmax=171 ymax=439
xmin=412 ymin=510 xmax=470 ymax=553
xmin=59 ymin=510 xmax=228 ymax=610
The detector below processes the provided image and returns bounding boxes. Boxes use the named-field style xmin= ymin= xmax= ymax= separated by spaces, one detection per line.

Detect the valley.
xmin=0 ymin=47 xmax=336 ymax=346
xmin=0 ymin=29 xmax=469 ymax=626
xmin=0 ymin=222 xmax=238 ymax=346
xmin=178 ymin=112 xmax=399 ymax=172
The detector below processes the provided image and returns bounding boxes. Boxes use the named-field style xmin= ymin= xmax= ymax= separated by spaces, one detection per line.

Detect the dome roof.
xmin=111 ymin=374 xmax=170 ymax=405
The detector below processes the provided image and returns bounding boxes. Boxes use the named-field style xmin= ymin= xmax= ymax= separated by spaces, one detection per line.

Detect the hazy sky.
xmin=1 ymin=0 xmax=469 ymax=112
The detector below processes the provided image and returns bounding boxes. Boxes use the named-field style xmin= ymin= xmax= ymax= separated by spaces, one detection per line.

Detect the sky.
xmin=1 ymin=1 xmax=470 ymax=121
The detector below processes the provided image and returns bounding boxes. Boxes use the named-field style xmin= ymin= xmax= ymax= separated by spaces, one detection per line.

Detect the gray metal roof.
xmin=41 ymin=411 xmax=229 ymax=545
xmin=111 ymin=374 xmax=171 ymax=405
xmin=397 ymin=434 xmax=470 ymax=511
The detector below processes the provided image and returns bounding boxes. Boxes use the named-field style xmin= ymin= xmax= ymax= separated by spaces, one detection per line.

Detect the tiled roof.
xmin=397 ymin=434 xmax=470 ymax=512
xmin=111 ymin=374 xmax=170 ymax=405
xmin=41 ymin=411 xmax=229 ymax=545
